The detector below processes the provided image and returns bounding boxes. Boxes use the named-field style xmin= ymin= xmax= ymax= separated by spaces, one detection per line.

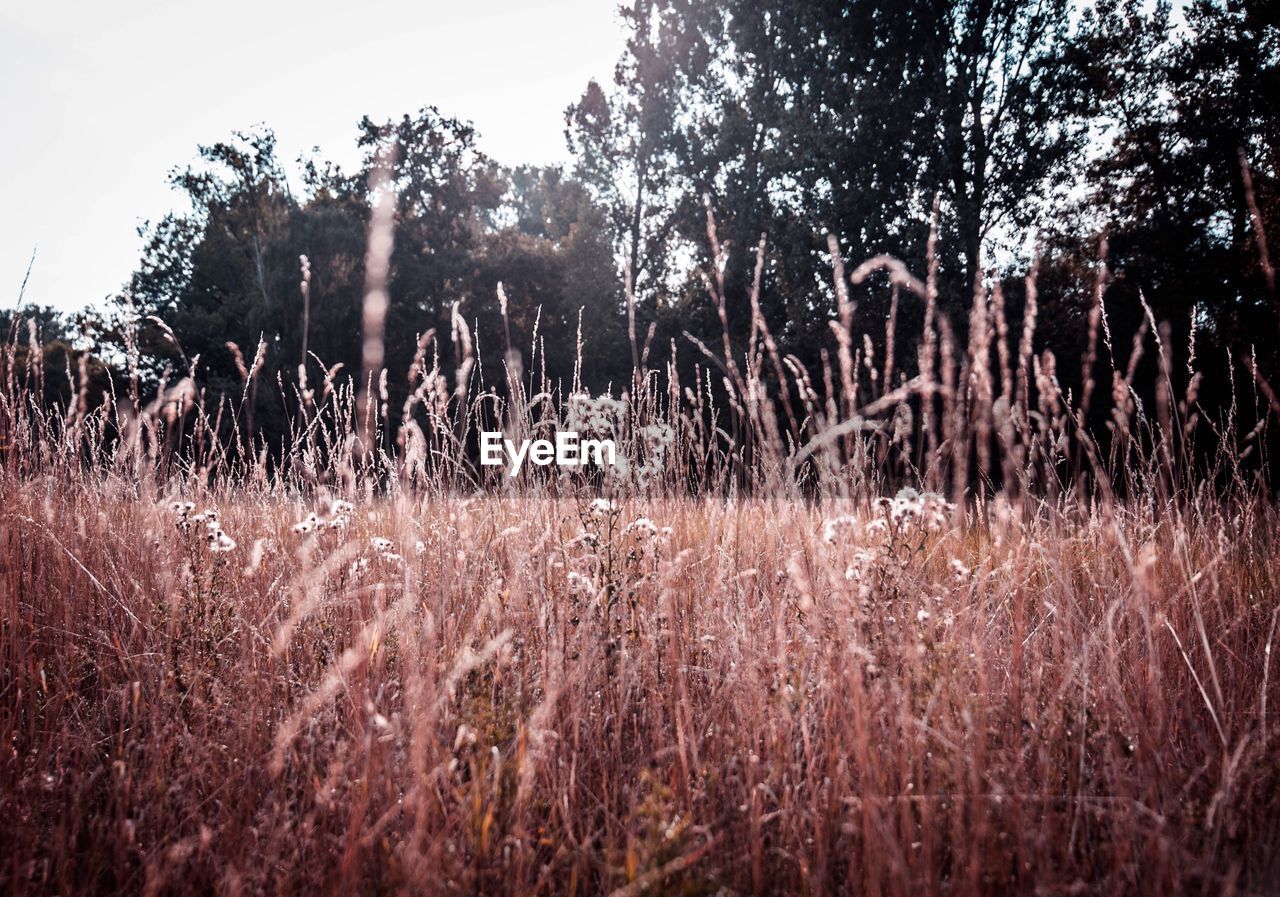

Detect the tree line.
xmin=6 ymin=0 xmax=1277 ymax=460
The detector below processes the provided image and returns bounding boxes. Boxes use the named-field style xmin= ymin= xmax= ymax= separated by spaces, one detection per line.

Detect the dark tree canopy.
xmin=111 ymin=111 xmax=624 ymax=447
xmin=8 ymin=0 xmax=1262 ymax=457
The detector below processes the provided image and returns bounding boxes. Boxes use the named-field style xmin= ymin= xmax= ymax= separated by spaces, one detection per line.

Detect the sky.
xmin=0 ymin=0 xmax=626 ymax=313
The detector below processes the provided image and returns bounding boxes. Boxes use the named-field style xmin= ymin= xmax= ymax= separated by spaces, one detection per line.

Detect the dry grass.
xmin=4 ymin=480 xmax=1278 ymax=894
xmin=3 ymin=215 xmax=1280 ymax=894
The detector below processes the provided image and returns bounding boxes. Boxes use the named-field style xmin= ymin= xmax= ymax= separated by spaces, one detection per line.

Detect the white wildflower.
xmin=207 ymin=528 xmax=236 ymax=553
xmin=588 ymin=497 xmax=618 ymax=519
xmin=624 ymin=517 xmax=658 ymax=539
xmin=822 ymin=514 xmax=859 ymax=544
xmin=565 ymin=392 xmax=626 ymax=437
xmin=890 ymin=488 xmax=923 ymax=525
xmin=844 ymin=550 xmax=876 ymax=582
xmin=293 ymin=512 xmax=322 ymax=534
xmin=171 ymin=500 xmax=196 ymax=531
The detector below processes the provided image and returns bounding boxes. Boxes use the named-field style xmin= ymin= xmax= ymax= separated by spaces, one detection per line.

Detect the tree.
xmin=937 ymin=0 xmax=1089 ymax=294
xmin=123 ymin=130 xmax=311 ymax=441
xmin=566 ymin=1 xmax=697 ymax=306
xmin=1078 ymin=0 xmax=1279 ymax=373
xmin=483 ymin=166 xmax=629 ymax=390
xmin=111 ymin=112 xmax=629 ymax=453
xmin=2 ymin=305 xmax=115 ymax=417
xmin=570 ymin=0 xmax=1093 ymax=381
xmin=357 ymin=106 xmax=506 ymax=371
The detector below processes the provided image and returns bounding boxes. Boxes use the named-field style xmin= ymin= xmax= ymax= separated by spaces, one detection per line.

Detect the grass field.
xmin=4 ymin=242 xmax=1280 ymax=894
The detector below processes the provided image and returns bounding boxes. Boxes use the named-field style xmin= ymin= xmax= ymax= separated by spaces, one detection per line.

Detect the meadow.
xmin=3 ymin=234 xmax=1279 ymax=895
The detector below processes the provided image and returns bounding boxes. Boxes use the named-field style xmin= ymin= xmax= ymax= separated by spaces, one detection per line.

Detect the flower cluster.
xmin=623 ymin=517 xmax=658 ymax=540
xmin=631 ymin=423 xmax=675 ymax=489
xmin=170 ymin=500 xmax=196 ymax=527
xmin=564 ymin=392 xmax=626 ymax=438
xmin=293 ymin=499 xmax=355 ymax=534
xmin=589 ymin=497 xmax=619 ymax=519
xmin=843 ymin=550 xmax=877 ymax=583
xmin=822 ymin=514 xmax=860 ymax=544
xmin=171 ymin=501 xmax=236 ymax=552
xmin=819 ymin=488 xmax=957 ymax=609
xmin=293 ymin=512 xmax=322 ymax=534
xmin=369 ymin=536 xmax=403 ymax=564
xmin=327 ymin=499 xmax=354 ymax=529
xmin=873 ymin=487 xmax=953 ymax=535
xmin=622 ymin=516 xmax=673 ymax=563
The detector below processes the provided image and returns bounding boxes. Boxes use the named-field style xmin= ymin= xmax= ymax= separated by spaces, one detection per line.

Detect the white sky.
xmin=0 ymin=0 xmax=626 ymax=313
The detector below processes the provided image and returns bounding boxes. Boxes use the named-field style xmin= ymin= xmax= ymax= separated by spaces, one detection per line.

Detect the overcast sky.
xmin=0 ymin=0 xmax=626 ymax=313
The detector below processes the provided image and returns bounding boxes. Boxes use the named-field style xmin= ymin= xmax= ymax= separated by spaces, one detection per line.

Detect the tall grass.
xmin=2 ymin=206 xmax=1279 ymax=895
